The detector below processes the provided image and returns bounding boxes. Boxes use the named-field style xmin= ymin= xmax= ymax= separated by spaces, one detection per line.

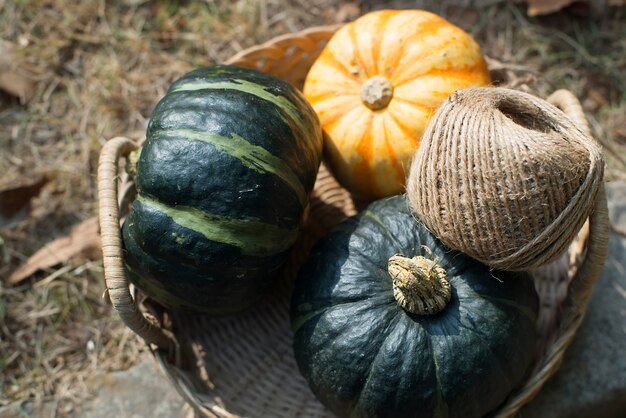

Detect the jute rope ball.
xmin=406 ymin=87 xmax=604 ymax=271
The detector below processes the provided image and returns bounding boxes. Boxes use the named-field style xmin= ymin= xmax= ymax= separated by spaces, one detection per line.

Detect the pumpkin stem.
xmin=388 ymin=252 xmax=452 ymax=315
xmin=360 ymin=75 xmax=393 ymax=110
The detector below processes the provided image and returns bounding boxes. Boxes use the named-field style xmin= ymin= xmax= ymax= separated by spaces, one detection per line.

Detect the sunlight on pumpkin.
xmin=303 ymin=9 xmax=491 ymax=199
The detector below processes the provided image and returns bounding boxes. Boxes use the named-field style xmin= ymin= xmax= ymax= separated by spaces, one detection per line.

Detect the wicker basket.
xmin=97 ymin=25 xmax=610 ymax=418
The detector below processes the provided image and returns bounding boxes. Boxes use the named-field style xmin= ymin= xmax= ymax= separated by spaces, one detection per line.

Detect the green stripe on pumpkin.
xmin=136 ymin=194 xmax=299 ymax=257
xmin=171 ymin=78 xmax=304 ymax=126
xmin=156 ymin=128 xmax=308 ymax=209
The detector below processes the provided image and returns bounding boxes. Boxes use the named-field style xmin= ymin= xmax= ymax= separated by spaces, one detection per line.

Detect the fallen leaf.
xmin=527 ymin=0 xmax=579 ymax=16
xmin=7 ymin=217 xmax=101 ymax=285
xmin=0 ymin=172 xmax=55 ymax=229
xmin=0 ymin=40 xmax=38 ymax=103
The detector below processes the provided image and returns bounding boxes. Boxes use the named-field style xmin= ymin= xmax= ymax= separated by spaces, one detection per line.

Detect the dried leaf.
xmin=527 ymin=0 xmax=579 ymax=16
xmin=0 ymin=40 xmax=38 ymax=103
xmin=7 ymin=217 xmax=101 ymax=285
xmin=0 ymin=172 xmax=55 ymax=229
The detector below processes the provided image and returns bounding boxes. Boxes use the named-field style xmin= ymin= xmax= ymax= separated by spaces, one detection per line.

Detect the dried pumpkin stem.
xmin=388 ymin=253 xmax=452 ymax=315
xmin=360 ymin=75 xmax=393 ymax=110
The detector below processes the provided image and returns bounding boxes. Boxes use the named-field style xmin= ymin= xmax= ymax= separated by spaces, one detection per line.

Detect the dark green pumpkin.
xmin=291 ymin=195 xmax=538 ymax=418
xmin=122 ymin=64 xmax=323 ymax=315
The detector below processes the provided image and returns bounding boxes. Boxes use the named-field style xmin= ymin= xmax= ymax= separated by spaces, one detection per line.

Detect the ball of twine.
xmin=406 ymin=87 xmax=604 ymax=271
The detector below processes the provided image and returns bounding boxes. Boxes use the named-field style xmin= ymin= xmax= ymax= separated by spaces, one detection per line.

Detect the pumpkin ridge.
xmin=478 ymin=294 xmax=539 ymax=324
xmin=306 ymin=295 xmax=394 ymax=318
xmin=385 ymin=110 xmax=420 ymax=147
xmin=362 ymin=208 xmax=404 ymax=248
xmin=433 ymin=310 xmax=468 ymax=415
xmin=370 ymin=11 xmax=394 ymax=75
xmin=126 ymin=209 xmax=279 ymax=277
xmin=351 ymin=112 xmax=377 ymax=194
xmin=455 ymin=296 xmax=510 ymax=335
xmin=291 ymin=307 xmax=327 ymax=334
xmin=153 ymin=128 xmax=308 ymax=209
xmin=171 ymin=78 xmax=304 ymax=125
xmin=123 ymin=222 xmax=278 ymax=315
xmin=391 ymin=96 xmax=437 ymax=111
xmin=170 ymin=78 xmax=321 ymax=160
xmin=380 ymin=14 xmax=419 ymax=81
xmin=147 ymin=90 xmax=321 ymax=184
xmin=430 ymin=337 xmax=449 ymax=418
xmin=124 ymin=261 xmax=195 ymax=310
xmin=323 ymin=103 xmax=369 ymax=134
xmin=315 ymin=50 xmax=360 ymax=83
xmin=126 ymin=65 xmax=322 ymax=314
xmin=417 ymin=65 xmax=491 ymax=87
xmin=377 ymin=12 xmax=447 ymax=83
xmin=454 ymin=318 xmax=515 ymax=399
xmin=380 ymin=114 xmax=406 ymax=184
xmin=351 ymin=311 xmax=403 ymax=415
xmin=316 ymin=102 xmax=362 ymax=130
xmin=388 ymin=23 xmax=457 ymax=86
xmin=348 ymin=20 xmax=371 ymax=79
xmin=303 ymin=11 xmax=490 ymax=199
xmin=135 ymin=194 xmax=299 ymax=257
xmin=457 ymin=285 xmax=539 ymax=324
xmin=305 ymin=91 xmax=357 ymax=104
xmin=291 ymin=195 xmax=538 ymax=417
xmin=347 ymin=243 xmax=387 ymax=274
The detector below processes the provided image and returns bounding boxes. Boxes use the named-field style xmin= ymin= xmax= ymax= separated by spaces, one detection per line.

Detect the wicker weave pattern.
xmin=97 ymin=25 xmax=609 ymax=418
xmin=225 ymin=25 xmax=340 ymax=89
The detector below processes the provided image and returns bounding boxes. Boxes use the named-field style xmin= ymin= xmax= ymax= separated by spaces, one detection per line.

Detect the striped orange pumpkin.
xmin=303 ymin=10 xmax=491 ymax=199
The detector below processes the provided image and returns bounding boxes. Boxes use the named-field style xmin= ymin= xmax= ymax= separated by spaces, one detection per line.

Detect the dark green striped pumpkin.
xmin=291 ymin=195 xmax=539 ymax=418
xmin=122 ymin=65 xmax=323 ymax=315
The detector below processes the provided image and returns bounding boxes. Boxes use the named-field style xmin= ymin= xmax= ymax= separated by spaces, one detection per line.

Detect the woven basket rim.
xmin=96 ymin=25 xmax=610 ymax=418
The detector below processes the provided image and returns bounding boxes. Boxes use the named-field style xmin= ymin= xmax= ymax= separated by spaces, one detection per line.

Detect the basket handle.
xmin=98 ymin=136 xmax=177 ymax=356
xmin=546 ymin=89 xmax=609 ymax=310
xmin=225 ymin=24 xmax=340 ymax=66
xmin=495 ymin=90 xmax=610 ymax=417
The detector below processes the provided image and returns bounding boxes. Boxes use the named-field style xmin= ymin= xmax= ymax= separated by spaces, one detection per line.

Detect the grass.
xmin=0 ymin=263 xmax=141 ymax=414
xmin=368 ymin=1 xmax=626 ymax=178
xmin=0 ymin=1 xmax=344 ymax=415
xmin=1 ymin=0 xmax=625 ymax=416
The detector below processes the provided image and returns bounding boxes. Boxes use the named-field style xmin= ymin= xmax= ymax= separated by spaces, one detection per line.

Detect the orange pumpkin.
xmin=303 ymin=10 xmax=491 ymax=199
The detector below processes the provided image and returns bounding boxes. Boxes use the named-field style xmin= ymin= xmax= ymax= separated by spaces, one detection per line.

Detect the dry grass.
xmin=0 ymin=0 xmax=625 ymax=416
xmin=486 ymin=3 xmax=626 ymax=178
xmin=473 ymin=3 xmax=626 ymax=179
xmin=0 ymin=262 xmax=141 ymax=415
xmin=0 ymin=0 xmax=347 ymax=415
